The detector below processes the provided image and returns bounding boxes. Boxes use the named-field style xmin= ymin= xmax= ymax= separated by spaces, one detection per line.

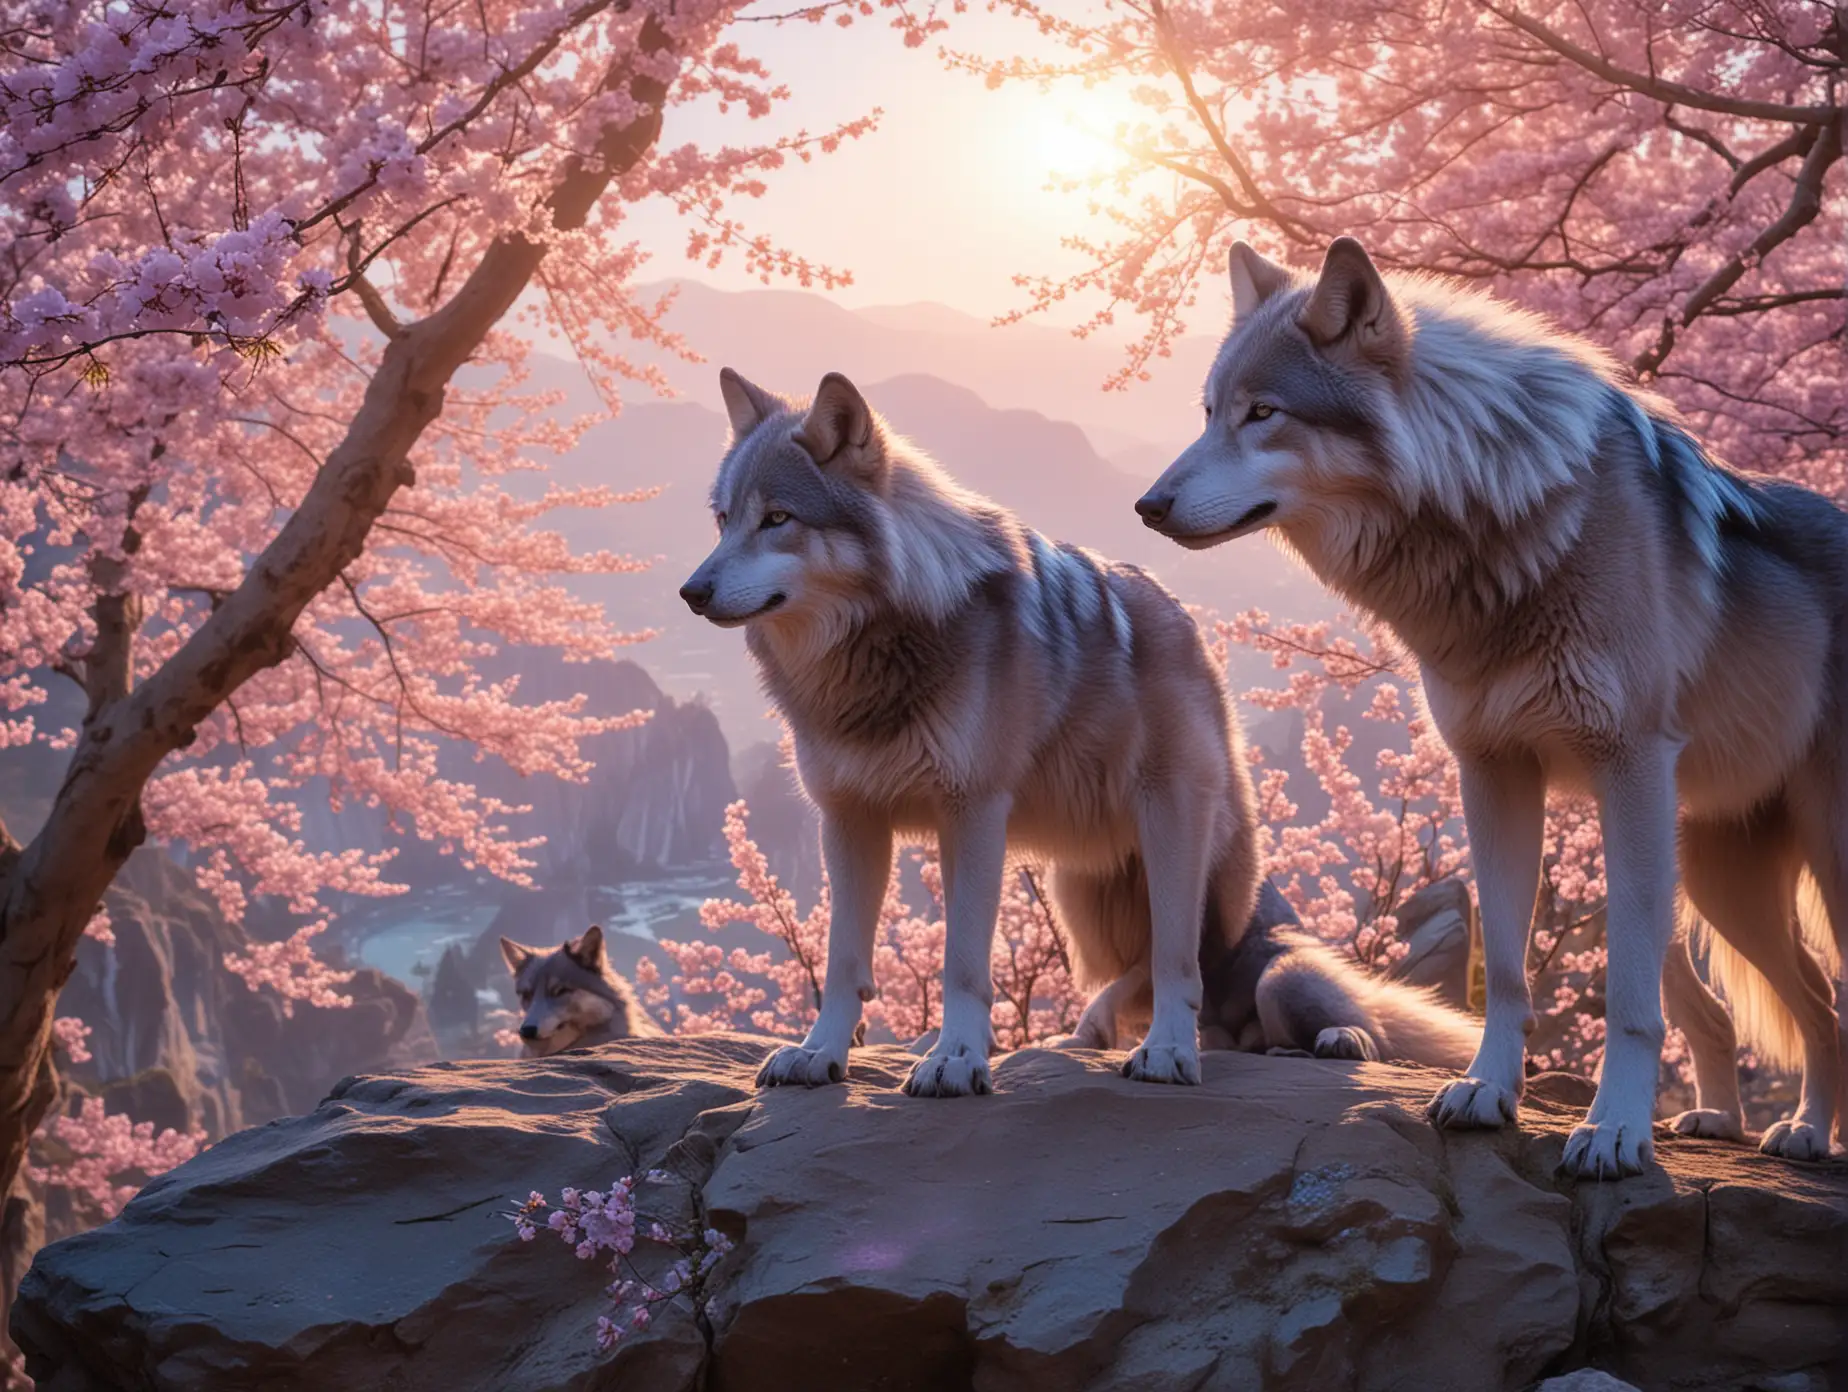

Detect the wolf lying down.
xmin=660 ymin=365 xmax=1478 ymax=1090
xmin=500 ymin=925 xmax=660 ymax=1058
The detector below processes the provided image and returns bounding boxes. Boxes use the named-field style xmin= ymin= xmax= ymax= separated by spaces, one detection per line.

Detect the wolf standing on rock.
xmin=680 ymin=367 xmax=1261 ymax=1097
xmin=1136 ymin=236 xmax=1848 ymax=1177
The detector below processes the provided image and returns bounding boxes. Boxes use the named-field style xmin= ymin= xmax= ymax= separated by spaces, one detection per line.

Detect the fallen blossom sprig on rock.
xmin=506 ymin=1172 xmax=734 ymax=1351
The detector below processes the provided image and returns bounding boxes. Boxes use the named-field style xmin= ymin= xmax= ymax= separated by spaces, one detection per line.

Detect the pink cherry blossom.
xmin=507 ymin=1172 xmax=732 ymax=1352
xmin=27 ymin=1095 xmax=205 ymax=1221
xmin=966 ymin=0 xmax=1843 ymax=485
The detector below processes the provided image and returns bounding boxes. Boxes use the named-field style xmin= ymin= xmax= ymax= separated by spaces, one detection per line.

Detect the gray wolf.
xmin=680 ymin=366 xmax=1263 ymax=1096
xmin=500 ymin=924 xmax=661 ymax=1057
xmin=1135 ymin=236 xmax=1846 ymax=1176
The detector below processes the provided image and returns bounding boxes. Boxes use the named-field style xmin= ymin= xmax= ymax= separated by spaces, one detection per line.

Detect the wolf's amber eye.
xmin=547 ymin=983 xmax=567 ymax=998
xmin=762 ymin=509 xmax=791 ymax=529
xmin=1246 ymin=402 xmax=1276 ymax=423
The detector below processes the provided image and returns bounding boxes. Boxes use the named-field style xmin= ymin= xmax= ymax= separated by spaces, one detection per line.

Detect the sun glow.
xmin=1007 ymin=94 xmax=1141 ymax=185
xmin=1027 ymin=109 xmax=1119 ymax=179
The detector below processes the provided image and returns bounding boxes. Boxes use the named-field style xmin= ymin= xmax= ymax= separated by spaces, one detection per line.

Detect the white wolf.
xmin=679 ymin=367 xmax=1480 ymax=1094
xmin=1136 ymin=237 xmax=1845 ymax=1177
xmin=500 ymin=925 xmax=661 ymax=1057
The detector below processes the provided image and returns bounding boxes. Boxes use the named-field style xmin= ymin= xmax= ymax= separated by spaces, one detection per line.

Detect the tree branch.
xmin=1481 ymin=2 xmax=1840 ymax=124
xmin=1633 ymin=116 xmax=1841 ymax=376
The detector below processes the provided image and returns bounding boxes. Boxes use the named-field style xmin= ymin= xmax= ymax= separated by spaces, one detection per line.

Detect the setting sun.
xmin=1021 ymin=105 xmax=1121 ymax=179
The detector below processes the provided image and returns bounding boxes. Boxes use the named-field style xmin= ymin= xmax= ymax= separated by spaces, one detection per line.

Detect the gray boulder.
xmin=1386 ymin=877 xmax=1475 ymax=1008
xmin=15 ymin=1036 xmax=1848 ymax=1392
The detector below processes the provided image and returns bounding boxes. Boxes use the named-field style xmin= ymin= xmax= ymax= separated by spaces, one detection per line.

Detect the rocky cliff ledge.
xmin=14 ymin=1036 xmax=1848 ymax=1391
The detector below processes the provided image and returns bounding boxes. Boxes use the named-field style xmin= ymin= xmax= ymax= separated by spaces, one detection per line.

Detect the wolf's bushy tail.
xmin=1683 ymin=878 xmax=1837 ymax=1073
xmin=1359 ymin=973 xmax=1481 ymax=1071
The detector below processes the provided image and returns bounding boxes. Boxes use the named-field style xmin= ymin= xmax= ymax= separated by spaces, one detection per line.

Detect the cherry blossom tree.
xmin=0 ymin=0 xmax=919 ymax=1214
xmin=965 ymin=0 xmax=1845 ymax=481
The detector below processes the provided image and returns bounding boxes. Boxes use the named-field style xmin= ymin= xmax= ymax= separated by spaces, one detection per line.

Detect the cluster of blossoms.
xmin=50 ymin=1017 xmax=93 ymax=1066
xmin=220 ymin=922 xmax=356 ymax=1014
xmin=34 ymin=912 xmax=209 ymax=1220
xmin=27 ymin=1096 xmax=206 ymax=1221
xmin=638 ymin=801 xmax=1083 ymax=1047
xmin=506 ymin=1172 xmax=734 ymax=1351
xmin=966 ymin=0 xmax=1844 ymax=487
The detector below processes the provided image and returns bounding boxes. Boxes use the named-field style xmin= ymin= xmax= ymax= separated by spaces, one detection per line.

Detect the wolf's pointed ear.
xmin=1228 ymin=241 xmax=1291 ymax=321
xmin=1300 ymin=237 xmax=1408 ymax=372
xmin=793 ymin=373 xmax=878 ymax=471
xmin=500 ymin=937 xmax=537 ymax=973
xmin=565 ymin=924 xmax=606 ymax=970
xmin=719 ymin=367 xmax=780 ymax=440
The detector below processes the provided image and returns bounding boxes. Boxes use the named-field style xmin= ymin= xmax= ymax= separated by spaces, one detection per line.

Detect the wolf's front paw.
xmin=1313 ymin=1026 xmax=1381 ymax=1062
xmin=1760 ymin=1119 xmax=1832 ymax=1162
xmin=1667 ymin=1107 xmax=1744 ymax=1142
xmin=756 ymin=1043 xmax=848 ymax=1089
xmin=1561 ymin=1121 xmax=1653 ymax=1179
xmin=1123 ymin=1042 xmax=1201 ymax=1086
xmin=1426 ymin=1076 xmax=1518 ymax=1130
xmin=903 ymin=1041 xmax=992 ymax=1098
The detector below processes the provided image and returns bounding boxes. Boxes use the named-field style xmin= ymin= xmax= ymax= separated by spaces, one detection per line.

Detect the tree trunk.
xmin=0 ymin=10 xmax=670 ymax=1226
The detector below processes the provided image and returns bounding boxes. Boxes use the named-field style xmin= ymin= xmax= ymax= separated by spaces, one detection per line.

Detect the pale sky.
xmin=624 ymin=7 xmax=1213 ymax=330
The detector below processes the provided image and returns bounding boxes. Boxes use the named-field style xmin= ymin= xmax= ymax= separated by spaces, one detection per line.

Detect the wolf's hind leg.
xmin=1660 ymin=924 xmax=1745 ymax=1142
xmin=1059 ymin=962 xmax=1151 ymax=1051
xmin=1430 ymin=753 xmax=1545 ymax=1134
xmin=1254 ymin=956 xmax=1381 ymax=1061
xmin=759 ymin=814 xmax=891 ymax=1089
xmin=1789 ymin=770 xmax=1848 ymax=1154
xmin=1706 ymin=804 xmax=1842 ymax=1160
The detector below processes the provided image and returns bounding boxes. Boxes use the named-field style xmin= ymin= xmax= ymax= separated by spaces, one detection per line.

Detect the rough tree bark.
xmin=0 ymin=10 xmax=671 ymax=1212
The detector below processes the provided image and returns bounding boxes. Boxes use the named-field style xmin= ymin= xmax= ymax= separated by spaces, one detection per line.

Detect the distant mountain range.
xmin=612 ymin=278 xmax=1220 ymax=465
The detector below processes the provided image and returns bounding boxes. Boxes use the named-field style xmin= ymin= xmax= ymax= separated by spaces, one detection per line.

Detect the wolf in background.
xmin=679 ymin=366 xmax=1480 ymax=1093
xmin=500 ymin=924 xmax=661 ymax=1057
xmin=1136 ymin=237 xmax=1845 ymax=1177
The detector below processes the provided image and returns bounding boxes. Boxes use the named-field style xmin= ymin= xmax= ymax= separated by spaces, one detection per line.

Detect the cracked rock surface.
xmin=14 ymin=1036 xmax=1848 ymax=1391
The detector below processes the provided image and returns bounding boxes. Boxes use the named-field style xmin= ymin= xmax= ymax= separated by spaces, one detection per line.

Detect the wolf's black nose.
xmin=679 ymin=579 xmax=713 ymax=614
xmin=518 ymin=1024 xmax=538 ymax=1041
xmin=1135 ymin=494 xmax=1172 ymax=526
